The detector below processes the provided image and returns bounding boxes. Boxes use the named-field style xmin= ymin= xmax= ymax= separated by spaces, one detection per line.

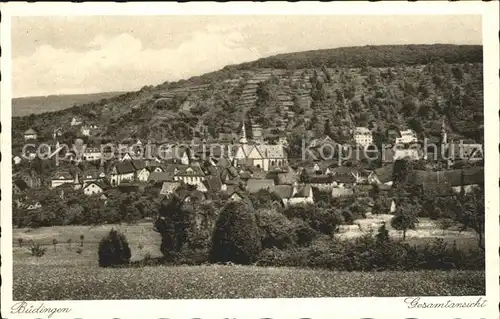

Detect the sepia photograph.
xmin=1 ymin=2 xmax=499 ymax=319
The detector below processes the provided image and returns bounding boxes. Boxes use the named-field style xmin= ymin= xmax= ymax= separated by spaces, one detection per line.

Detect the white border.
xmin=1 ymin=2 xmax=499 ymax=319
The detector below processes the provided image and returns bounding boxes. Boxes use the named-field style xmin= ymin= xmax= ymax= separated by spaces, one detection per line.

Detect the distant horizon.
xmin=13 ymin=15 xmax=482 ymax=98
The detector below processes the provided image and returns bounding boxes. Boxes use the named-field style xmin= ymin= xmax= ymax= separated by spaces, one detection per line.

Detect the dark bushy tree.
xmin=210 ymin=201 xmax=261 ymax=264
xmin=98 ymin=229 xmax=131 ymax=267
xmin=391 ymin=202 xmax=418 ymax=240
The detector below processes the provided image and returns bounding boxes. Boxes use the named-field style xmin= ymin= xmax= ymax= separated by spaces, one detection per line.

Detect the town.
xmin=13 ymin=115 xmax=484 ymax=218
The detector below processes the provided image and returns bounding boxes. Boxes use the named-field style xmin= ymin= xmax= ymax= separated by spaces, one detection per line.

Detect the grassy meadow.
xmin=12 ymin=218 xmax=483 ymax=300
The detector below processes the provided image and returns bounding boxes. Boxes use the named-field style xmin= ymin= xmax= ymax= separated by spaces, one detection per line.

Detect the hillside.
xmin=12 ymin=44 xmax=483 ymax=152
xmin=12 ymin=92 xmax=124 ymax=117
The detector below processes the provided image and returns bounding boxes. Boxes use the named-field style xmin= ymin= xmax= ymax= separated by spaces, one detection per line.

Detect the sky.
xmin=12 ymin=15 xmax=481 ymax=98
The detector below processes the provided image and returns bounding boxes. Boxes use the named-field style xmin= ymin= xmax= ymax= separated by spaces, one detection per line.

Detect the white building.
xmin=71 ymin=117 xmax=82 ymax=126
xmin=174 ymin=164 xmax=206 ymax=186
xmin=24 ymin=128 xmax=37 ymax=141
xmin=13 ymin=156 xmax=22 ymax=165
xmin=83 ymin=147 xmax=102 ymax=161
xmin=51 ymin=171 xmax=75 ymax=189
xmin=80 ymin=126 xmax=91 ymax=136
xmin=109 ymin=161 xmax=136 ymax=186
xmin=395 ymin=129 xmax=418 ymax=144
xmin=353 ymin=127 xmax=373 ymax=147
xmin=83 ymin=182 xmax=105 ymax=196
xmin=136 ymin=167 xmax=151 ymax=182
xmin=233 ymin=122 xmax=287 ymax=171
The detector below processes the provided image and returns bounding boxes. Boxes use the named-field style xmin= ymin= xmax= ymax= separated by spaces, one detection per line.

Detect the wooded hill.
xmin=12 ymin=44 xmax=483 ymax=151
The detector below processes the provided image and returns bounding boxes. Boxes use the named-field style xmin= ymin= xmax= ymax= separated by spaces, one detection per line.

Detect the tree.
xmin=52 ymin=238 xmax=58 ymax=252
xmin=324 ymin=119 xmax=333 ymax=138
xmin=80 ymin=235 xmax=85 ymax=247
xmin=454 ymin=186 xmax=485 ymax=251
xmin=390 ymin=201 xmax=418 ymax=240
xmin=250 ymin=189 xmax=283 ymax=209
xmin=256 ymin=208 xmax=295 ymax=249
xmin=154 ymin=195 xmax=192 ymax=257
xmin=438 ymin=218 xmax=454 ymax=236
xmin=375 ymin=222 xmax=390 ymax=244
xmin=210 ymin=201 xmax=261 ymax=264
xmin=98 ymin=228 xmax=132 ymax=267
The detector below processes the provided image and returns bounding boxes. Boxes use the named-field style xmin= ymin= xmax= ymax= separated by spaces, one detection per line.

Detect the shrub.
xmin=256 ymin=209 xmax=296 ymax=249
xmin=256 ymin=237 xmax=484 ymax=272
xmin=29 ymin=242 xmax=47 ymax=257
xmin=210 ymin=201 xmax=261 ymax=265
xmin=17 ymin=238 xmax=24 ymax=248
xmin=98 ymin=229 xmax=131 ymax=267
xmin=290 ymin=218 xmax=317 ymax=247
xmin=283 ymin=204 xmax=344 ymax=236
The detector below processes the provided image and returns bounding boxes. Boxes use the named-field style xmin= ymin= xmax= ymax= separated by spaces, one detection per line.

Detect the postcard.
xmin=1 ymin=2 xmax=499 ymax=319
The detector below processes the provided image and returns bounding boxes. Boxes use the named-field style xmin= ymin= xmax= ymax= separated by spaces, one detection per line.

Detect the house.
xmin=246 ymin=178 xmax=275 ymax=193
xmin=147 ymin=165 xmax=165 ymax=174
xmin=286 ymin=184 xmax=314 ymax=206
xmin=81 ymin=168 xmax=100 ymax=184
xmin=395 ymin=129 xmax=418 ymax=144
xmin=393 ymin=148 xmax=420 ymax=161
xmin=80 ymin=126 xmax=91 ymax=136
xmin=331 ymin=187 xmax=355 ymax=198
xmin=71 ymin=117 xmax=82 ymax=126
xmin=83 ymin=147 xmax=102 ymax=161
xmin=330 ymin=174 xmax=356 ymax=188
xmin=136 ymin=167 xmax=151 ymax=182
xmin=51 ymin=171 xmax=75 ymax=188
xmin=109 ymin=161 xmax=136 ymax=186
xmin=174 ymin=163 xmax=206 ymax=186
xmin=24 ymin=201 xmax=42 ymax=211
xmin=52 ymin=127 xmax=64 ymax=139
xmin=229 ymin=191 xmax=246 ymax=202
xmin=158 ymin=181 xmax=181 ymax=197
xmin=408 ymin=167 xmax=483 ymax=194
xmin=97 ymin=165 xmax=106 ymax=179
xmin=270 ymin=183 xmax=314 ymax=207
xmin=372 ymin=165 xmax=394 ymax=186
xmin=149 ymin=171 xmax=176 ymax=183
xmin=83 ymin=181 xmax=107 ymax=196
xmin=13 ymin=156 xmax=22 ymax=165
xmin=24 ymin=128 xmax=37 ymax=141
xmin=353 ymin=127 xmax=373 ymax=147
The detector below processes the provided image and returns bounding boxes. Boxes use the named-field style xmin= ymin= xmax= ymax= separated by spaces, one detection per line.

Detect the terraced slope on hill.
xmin=12 ymin=44 xmax=483 ymax=151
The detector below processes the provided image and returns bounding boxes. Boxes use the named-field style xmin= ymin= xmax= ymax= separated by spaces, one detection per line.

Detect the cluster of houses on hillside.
xmin=14 ymin=117 xmax=484 ymax=214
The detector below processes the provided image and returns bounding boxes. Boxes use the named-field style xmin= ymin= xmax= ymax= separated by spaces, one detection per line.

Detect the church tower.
xmin=440 ymin=118 xmax=448 ymax=145
xmin=239 ymin=121 xmax=248 ymax=144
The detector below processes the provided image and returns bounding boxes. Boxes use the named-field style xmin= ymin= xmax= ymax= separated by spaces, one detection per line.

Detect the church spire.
xmin=239 ymin=121 xmax=248 ymax=144
xmin=441 ymin=117 xmax=447 ymax=145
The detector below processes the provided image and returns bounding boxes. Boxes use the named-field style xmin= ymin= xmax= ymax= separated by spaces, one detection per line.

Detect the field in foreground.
xmin=14 ymin=264 xmax=484 ymax=300
xmin=12 ymin=221 xmax=482 ymax=300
